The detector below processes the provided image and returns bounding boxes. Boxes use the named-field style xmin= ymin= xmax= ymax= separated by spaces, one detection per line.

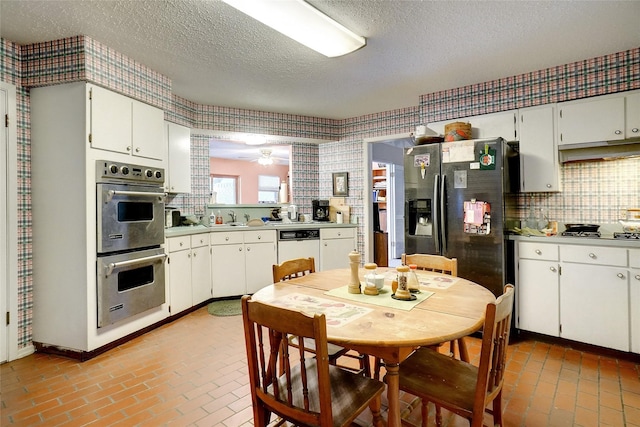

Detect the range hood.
xmin=558 ymin=139 xmax=640 ymax=163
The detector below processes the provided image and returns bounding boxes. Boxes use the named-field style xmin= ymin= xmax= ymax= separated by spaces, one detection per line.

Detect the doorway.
xmin=1 ymin=81 xmax=18 ymax=362
xmin=363 ymin=133 xmax=412 ymax=266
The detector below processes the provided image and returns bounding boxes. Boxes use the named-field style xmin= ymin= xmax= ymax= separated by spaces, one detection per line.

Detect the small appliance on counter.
xmin=287 ymin=204 xmax=299 ymax=221
xmin=312 ymin=199 xmax=330 ymax=221
xmin=561 ymin=223 xmax=601 ymax=238
xmin=269 ymin=207 xmax=283 ymax=221
xmin=165 ymin=208 xmax=180 ymax=228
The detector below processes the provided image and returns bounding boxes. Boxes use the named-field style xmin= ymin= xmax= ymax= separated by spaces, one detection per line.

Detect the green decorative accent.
xmin=207 ymin=299 xmax=242 ymax=317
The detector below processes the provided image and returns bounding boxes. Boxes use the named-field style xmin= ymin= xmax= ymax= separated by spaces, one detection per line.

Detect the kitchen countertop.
xmin=508 ymin=233 xmax=640 ymax=248
xmin=165 ymin=222 xmax=357 ymax=238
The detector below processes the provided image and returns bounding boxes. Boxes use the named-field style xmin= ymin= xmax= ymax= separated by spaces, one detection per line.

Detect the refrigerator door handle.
xmin=440 ymin=174 xmax=447 ymax=254
xmin=433 ymin=174 xmax=440 ymax=253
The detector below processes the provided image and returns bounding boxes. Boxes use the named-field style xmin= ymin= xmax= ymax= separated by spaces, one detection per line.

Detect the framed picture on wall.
xmin=332 ymin=172 xmax=348 ymax=196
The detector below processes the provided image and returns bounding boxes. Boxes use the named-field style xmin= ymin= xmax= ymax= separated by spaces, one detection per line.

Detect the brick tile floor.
xmin=2 ymin=304 xmax=640 ymax=426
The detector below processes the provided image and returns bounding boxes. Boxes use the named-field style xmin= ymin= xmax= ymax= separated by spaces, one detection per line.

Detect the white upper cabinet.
xmin=132 ymin=99 xmax=165 ymax=160
xmin=626 ymin=91 xmax=640 ymax=138
xmin=89 ymin=84 xmax=165 ymax=160
xmin=166 ymin=122 xmax=191 ymax=193
xmin=518 ymin=105 xmax=560 ymax=192
xmin=466 ymin=110 xmax=518 ymax=141
xmin=557 ymin=92 xmax=626 ymax=146
xmin=428 ymin=110 xmax=518 ymax=141
xmin=90 ymin=85 xmax=132 ymax=153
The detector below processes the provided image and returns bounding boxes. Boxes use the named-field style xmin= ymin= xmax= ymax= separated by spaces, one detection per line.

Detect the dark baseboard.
xmin=32 ymin=297 xmax=235 ymax=362
xmin=511 ymin=329 xmax=640 ymax=364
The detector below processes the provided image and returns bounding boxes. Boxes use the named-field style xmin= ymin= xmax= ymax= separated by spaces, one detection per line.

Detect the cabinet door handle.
xmin=126 ymin=146 xmax=132 ymax=151
xmin=238 ymin=247 xmax=243 ymax=252
xmin=258 ymin=235 xmax=262 ymax=240
xmin=550 ymin=266 xmax=557 ymax=272
xmin=635 ymin=274 xmax=640 ymax=281
xmin=135 ymin=147 xmax=141 ymax=152
xmin=546 ymin=184 xmax=552 ymax=188
xmin=614 ymin=130 xmax=622 ymax=135
xmin=535 ymin=249 xmax=542 ymax=255
xmin=188 ymin=253 xmax=191 ymax=258
xmin=225 ymin=236 xmax=229 ymax=241
xmin=179 ymin=242 xmax=184 ymax=247
xmin=588 ymin=253 xmax=596 ymax=259
xmin=247 ymin=247 xmax=251 ymax=251
xmin=617 ymin=273 xmax=625 ymax=279
xmin=193 ymin=252 xmax=196 ymax=257
xmin=632 ymin=128 xmax=639 ymax=133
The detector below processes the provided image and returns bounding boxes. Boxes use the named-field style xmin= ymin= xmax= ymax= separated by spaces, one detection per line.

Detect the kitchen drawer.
xmin=191 ymin=233 xmax=210 ymax=248
xmin=560 ymin=245 xmax=627 ymax=266
xmin=167 ymin=235 xmax=190 ymax=252
xmin=210 ymin=231 xmax=244 ymax=245
xmin=320 ymin=228 xmax=355 ymax=239
xmin=244 ymin=230 xmax=276 ymax=244
xmin=518 ymin=242 xmax=558 ymax=261
xmin=631 ymin=249 xmax=640 ymax=269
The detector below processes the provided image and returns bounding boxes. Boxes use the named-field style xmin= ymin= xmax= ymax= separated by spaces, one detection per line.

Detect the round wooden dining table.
xmin=251 ymin=267 xmax=496 ymax=427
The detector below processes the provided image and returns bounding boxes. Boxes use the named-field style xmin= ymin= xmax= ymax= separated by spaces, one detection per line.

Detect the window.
xmin=211 ymin=176 xmax=238 ymax=204
xmin=258 ymin=175 xmax=280 ymax=203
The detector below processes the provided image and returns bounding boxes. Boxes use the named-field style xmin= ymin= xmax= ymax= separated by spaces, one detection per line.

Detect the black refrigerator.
xmin=404 ymin=138 xmax=519 ymax=296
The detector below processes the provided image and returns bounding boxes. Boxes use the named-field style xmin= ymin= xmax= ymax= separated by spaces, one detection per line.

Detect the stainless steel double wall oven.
xmin=96 ymin=160 xmax=167 ymax=328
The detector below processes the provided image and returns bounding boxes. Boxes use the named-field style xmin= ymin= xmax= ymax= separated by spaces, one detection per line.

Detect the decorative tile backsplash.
xmin=1 ymin=35 xmax=639 ymax=351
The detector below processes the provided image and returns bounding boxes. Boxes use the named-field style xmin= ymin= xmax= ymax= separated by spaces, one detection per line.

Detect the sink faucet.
xmin=244 ymin=213 xmax=250 ymax=222
xmin=228 ymin=210 xmax=236 ymax=223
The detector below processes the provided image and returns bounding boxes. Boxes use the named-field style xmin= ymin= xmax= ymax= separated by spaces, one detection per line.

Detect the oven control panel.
xmin=96 ymin=160 xmax=165 ymax=185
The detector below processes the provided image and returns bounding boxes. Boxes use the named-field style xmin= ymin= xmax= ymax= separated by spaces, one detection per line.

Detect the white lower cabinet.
xmin=167 ymin=236 xmax=192 ymax=314
xmin=320 ymin=228 xmax=357 ymax=271
xmin=630 ymin=249 xmax=640 ymax=353
xmin=244 ymin=230 xmax=277 ymax=294
xmin=517 ymin=241 xmax=637 ymax=353
xmin=516 ymin=242 xmax=560 ymax=336
xmin=559 ymin=262 xmax=629 ymax=352
xmin=558 ymin=245 xmax=629 ymax=351
xmin=211 ymin=230 xmax=276 ymax=297
xmin=211 ymin=232 xmax=245 ymax=298
xmin=167 ymin=233 xmax=212 ymax=315
xmin=191 ymin=234 xmax=212 ymax=305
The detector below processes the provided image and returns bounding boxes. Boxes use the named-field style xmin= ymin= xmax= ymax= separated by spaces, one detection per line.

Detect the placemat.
xmin=416 ymin=273 xmax=461 ymax=290
xmin=324 ymin=285 xmax=434 ymax=311
xmin=271 ymin=293 xmax=372 ymax=327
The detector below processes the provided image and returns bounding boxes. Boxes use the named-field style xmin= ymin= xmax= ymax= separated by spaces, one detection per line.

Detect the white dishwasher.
xmin=277 ymin=229 xmax=321 ymax=265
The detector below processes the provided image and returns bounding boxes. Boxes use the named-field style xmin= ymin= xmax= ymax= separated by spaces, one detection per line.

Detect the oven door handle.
xmin=105 ymin=253 xmax=167 ymax=276
xmin=106 ymin=190 xmax=166 ymax=202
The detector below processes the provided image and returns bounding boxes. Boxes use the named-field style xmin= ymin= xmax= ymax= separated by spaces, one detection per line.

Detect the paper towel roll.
xmin=336 ymin=212 xmax=343 ymax=224
xmin=279 ymin=182 xmax=288 ymax=203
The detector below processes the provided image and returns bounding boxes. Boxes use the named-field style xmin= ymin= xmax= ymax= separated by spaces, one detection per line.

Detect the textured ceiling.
xmin=2 ymin=0 xmax=640 ymax=120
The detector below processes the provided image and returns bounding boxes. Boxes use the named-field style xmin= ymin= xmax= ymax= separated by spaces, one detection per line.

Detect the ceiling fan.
xmin=253 ymin=148 xmax=289 ymax=166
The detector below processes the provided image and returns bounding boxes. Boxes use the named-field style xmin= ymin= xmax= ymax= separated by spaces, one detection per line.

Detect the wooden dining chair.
xmin=401 ymin=253 xmax=467 ymax=362
xmin=272 ymin=256 xmax=316 ymax=282
xmin=272 ymin=257 xmax=371 ymax=376
xmin=402 ymin=253 xmax=458 ymax=276
xmin=394 ymin=284 xmax=515 ymax=427
xmin=241 ymin=295 xmax=385 ymax=427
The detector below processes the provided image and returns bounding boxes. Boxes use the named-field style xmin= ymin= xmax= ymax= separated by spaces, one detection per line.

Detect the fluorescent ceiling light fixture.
xmin=222 ymin=0 xmax=366 ymax=57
